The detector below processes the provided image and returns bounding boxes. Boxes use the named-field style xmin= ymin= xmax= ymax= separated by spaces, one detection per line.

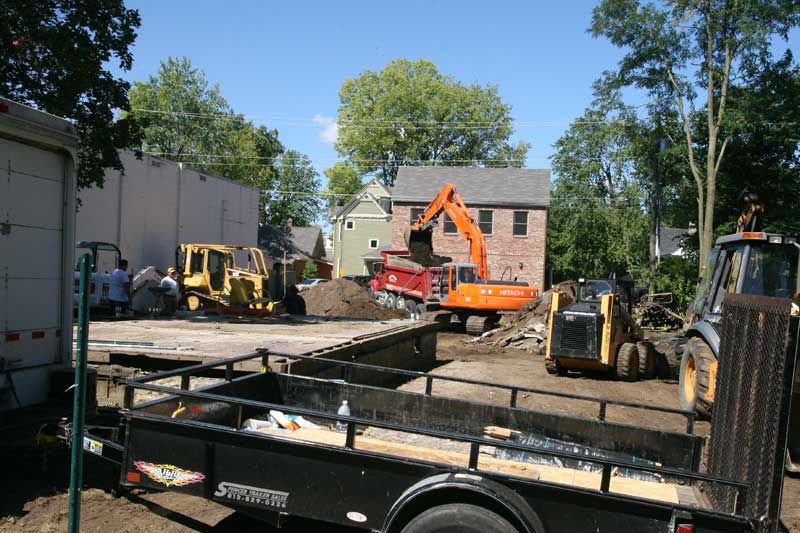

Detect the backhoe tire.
xmin=678 ymin=337 xmax=715 ymax=419
xmin=616 ymin=343 xmax=640 ymax=382
xmin=637 ymin=341 xmax=656 ymax=379
xmin=384 ymin=293 xmax=396 ymax=310
xmin=401 ymin=503 xmax=516 ymax=533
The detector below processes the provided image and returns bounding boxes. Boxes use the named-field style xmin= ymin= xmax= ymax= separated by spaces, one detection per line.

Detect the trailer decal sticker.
xmin=133 ymin=461 xmax=206 ymax=487
xmin=346 ymin=511 xmax=368 ymax=523
xmin=214 ymin=482 xmax=289 ymax=509
xmin=82 ymin=437 xmax=103 ymax=456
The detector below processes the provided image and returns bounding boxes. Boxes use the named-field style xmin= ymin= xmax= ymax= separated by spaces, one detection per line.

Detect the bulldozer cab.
xmin=689 ymin=233 xmax=799 ymax=326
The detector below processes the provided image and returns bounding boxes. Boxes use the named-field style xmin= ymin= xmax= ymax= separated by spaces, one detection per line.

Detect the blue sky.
xmin=119 ymin=0 xmax=797 ymax=187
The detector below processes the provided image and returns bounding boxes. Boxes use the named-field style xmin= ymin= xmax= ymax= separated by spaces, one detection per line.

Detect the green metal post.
xmin=68 ymin=253 xmax=91 ymax=533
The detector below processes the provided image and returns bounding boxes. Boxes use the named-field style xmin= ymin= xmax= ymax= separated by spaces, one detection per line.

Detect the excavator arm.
xmin=408 ymin=183 xmax=490 ymax=279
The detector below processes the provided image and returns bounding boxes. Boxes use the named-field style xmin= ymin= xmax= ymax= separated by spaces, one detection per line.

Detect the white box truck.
xmin=0 ymin=97 xmax=78 ymax=413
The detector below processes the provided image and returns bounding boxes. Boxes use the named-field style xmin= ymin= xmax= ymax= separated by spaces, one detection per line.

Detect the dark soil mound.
xmin=302 ymin=279 xmax=406 ymax=319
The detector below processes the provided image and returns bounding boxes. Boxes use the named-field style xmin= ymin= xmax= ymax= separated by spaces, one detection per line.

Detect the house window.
xmin=410 ymin=207 xmax=424 ymax=224
xmin=478 ymin=210 xmax=493 ymax=235
xmin=345 ymin=220 xmax=354 ymax=230
xmin=443 ymin=213 xmax=457 ymax=234
xmin=513 ymin=211 xmax=528 ymax=236
xmin=369 ymin=239 xmax=379 ymax=249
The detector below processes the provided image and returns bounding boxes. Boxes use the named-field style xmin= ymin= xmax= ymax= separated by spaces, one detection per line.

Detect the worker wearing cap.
xmin=160 ymin=268 xmax=179 ymax=315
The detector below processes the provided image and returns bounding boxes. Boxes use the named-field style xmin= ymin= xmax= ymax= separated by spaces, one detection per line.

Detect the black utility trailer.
xmin=73 ymin=296 xmax=796 ymax=533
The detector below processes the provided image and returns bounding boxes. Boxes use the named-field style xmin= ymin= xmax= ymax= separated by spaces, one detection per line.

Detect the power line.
xmin=128 ymin=108 xmax=800 ymax=129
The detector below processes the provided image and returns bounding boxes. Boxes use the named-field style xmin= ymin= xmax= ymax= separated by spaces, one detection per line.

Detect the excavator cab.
xmin=438 ymin=263 xmax=479 ymax=301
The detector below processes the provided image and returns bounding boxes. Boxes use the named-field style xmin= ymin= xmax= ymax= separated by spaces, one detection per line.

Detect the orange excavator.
xmin=405 ymin=183 xmax=539 ymax=333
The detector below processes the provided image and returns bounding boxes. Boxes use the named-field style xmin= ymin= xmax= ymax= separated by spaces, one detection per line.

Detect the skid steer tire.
xmin=678 ymin=338 xmax=714 ymax=418
xmin=545 ymin=358 xmax=567 ymax=376
xmin=637 ymin=341 xmax=657 ymax=379
xmin=616 ymin=343 xmax=640 ymax=381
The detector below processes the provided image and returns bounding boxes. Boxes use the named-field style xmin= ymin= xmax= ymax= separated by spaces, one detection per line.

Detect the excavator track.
xmin=465 ymin=314 xmax=500 ymax=335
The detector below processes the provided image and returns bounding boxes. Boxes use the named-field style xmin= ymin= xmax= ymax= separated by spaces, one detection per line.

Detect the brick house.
xmin=391 ymin=167 xmax=550 ymax=290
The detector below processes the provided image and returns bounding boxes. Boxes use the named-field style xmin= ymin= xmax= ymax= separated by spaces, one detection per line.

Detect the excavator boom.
xmin=407 ymin=183 xmax=489 ymax=279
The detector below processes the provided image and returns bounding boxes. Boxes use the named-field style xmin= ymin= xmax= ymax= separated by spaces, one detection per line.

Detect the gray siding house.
xmin=330 ymin=179 xmax=392 ymax=277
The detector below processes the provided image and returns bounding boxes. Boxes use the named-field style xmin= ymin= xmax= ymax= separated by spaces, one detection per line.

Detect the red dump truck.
xmin=369 ymin=250 xmax=537 ymax=333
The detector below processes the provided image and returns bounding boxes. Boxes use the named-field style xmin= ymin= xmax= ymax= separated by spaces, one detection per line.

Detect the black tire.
xmin=678 ymin=337 xmax=715 ymax=418
xmin=545 ymin=358 xmax=567 ymax=376
xmin=401 ymin=503 xmax=516 ymax=533
xmin=415 ymin=303 xmax=427 ymax=317
xmin=616 ymin=343 xmax=640 ymax=381
xmin=396 ymin=295 xmax=406 ymax=310
xmin=404 ymin=298 xmax=416 ymax=315
xmin=384 ymin=293 xmax=396 ymax=310
xmin=637 ymin=341 xmax=656 ymax=379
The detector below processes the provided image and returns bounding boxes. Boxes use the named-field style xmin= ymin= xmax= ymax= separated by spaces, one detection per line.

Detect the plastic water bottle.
xmin=335 ymin=400 xmax=350 ymax=432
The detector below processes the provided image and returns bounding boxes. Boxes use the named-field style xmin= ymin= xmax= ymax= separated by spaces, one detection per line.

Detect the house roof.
xmin=258 ymin=224 xmax=322 ymax=261
xmin=659 ymin=227 xmax=688 ymax=256
xmin=330 ymin=179 xmax=392 ymax=221
xmin=392 ymin=167 xmax=551 ymax=207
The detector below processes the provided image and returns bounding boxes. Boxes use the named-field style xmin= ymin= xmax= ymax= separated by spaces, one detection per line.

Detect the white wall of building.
xmin=77 ymin=151 xmax=259 ymax=272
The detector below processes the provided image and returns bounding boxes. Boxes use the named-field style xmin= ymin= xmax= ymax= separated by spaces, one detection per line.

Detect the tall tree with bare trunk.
xmin=591 ymin=0 xmax=798 ymax=275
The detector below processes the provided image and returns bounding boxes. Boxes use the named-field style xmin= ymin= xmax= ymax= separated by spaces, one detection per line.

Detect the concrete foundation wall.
xmin=76 ymin=151 xmax=259 ymax=273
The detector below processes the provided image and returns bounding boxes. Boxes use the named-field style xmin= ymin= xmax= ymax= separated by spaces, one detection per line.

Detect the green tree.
xmin=591 ymin=0 xmax=799 ymax=275
xmin=0 ymin=0 xmax=142 ymax=189
xmin=548 ymin=87 xmax=648 ymax=281
xmin=335 ymin=59 xmax=530 ymax=186
xmin=324 ymin=162 xmax=363 ymax=208
xmin=264 ymin=150 xmax=322 ymax=227
xmin=301 ymin=261 xmax=318 ymax=281
xmin=127 ymin=57 xmax=286 ymax=221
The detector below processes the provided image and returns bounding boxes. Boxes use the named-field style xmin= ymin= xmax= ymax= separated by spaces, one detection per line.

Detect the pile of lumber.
xmin=635 ymin=302 xmax=684 ymax=330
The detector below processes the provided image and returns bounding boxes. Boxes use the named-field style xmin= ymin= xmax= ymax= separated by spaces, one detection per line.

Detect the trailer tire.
xmin=401 ymin=503 xmax=516 ymax=533
xmin=384 ymin=293 xmax=397 ymax=309
xmin=636 ymin=341 xmax=656 ymax=379
xmin=616 ymin=343 xmax=640 ymax=381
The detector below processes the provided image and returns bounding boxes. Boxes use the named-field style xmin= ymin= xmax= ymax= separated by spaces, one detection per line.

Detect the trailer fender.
xmin=383 ymin=473 xmax=544 ymax=533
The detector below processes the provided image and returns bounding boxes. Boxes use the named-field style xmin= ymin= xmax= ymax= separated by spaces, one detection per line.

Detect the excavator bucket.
xmin=405 ymin=227 xmax=435 ymax=266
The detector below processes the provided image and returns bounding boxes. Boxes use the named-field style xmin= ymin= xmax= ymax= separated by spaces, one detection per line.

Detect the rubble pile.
xmin=635 ymin=302 xmax=684 ymax=330
xmin=301 ymin=279 xmax=406 ymax=320
xmin=475 ymin=281 xmax=577 ymax=354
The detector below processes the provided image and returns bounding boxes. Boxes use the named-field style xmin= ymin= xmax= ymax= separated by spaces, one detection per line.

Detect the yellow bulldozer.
xmin=176 ymin=244 xmax=273 ymax=314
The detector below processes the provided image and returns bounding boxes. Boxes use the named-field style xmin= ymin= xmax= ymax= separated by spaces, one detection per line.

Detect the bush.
xmin=652 ymin=256 xmax=698 ymax=311
xmin=301 ymin=261 xmax=318 ymax=280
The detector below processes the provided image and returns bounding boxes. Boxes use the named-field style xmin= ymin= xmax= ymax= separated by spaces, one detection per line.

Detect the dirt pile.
xmin=302 ymin=279 xmax=406 ymax=320
xmin=475 ymin=281 xmax=577 ymax=353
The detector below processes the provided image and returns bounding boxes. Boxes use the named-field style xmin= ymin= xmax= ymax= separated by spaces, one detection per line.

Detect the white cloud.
xmin=313 ymin=114 xmax=338 ymax=146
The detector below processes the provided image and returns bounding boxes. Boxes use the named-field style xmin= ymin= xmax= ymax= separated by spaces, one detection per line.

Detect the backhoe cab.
xmin=545 ymin=278 xmax=655 ymax=380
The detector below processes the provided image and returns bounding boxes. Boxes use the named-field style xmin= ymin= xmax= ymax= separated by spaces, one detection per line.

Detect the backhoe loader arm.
xmin=410 ymin=183 xmax=489 ymax=279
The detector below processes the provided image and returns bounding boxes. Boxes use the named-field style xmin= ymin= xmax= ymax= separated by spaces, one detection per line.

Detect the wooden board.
xmin=256 ymin=427 xmax=681 ymax=504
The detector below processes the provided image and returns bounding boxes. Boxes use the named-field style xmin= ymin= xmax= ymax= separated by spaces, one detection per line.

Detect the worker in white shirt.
xmin=109 ymin=259 xmax=131 ymax=317
xmin=160 ymin=268 xmax=179 ymax=315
